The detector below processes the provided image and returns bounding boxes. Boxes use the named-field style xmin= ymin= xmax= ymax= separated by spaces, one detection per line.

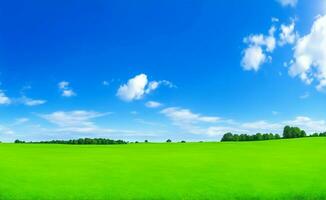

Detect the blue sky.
xmin=0 ymin=0 xmax=326 ymax=142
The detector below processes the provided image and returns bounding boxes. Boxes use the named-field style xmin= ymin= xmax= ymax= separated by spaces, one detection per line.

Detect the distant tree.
xmin=233 ymin=134 xmax=240 ymax=141
xmin=135 ymin=141 xmax=139 ymax=143
xmin=221 ymin=132 xmax=283 ymax=142
xmin=300 ymin=130 xmax=307 ymax=137
xmin=268 ymin=133 xmax=275 ymax=140
xmin=262 ymin=133 xmax=269 ymax=140
xmin=275 ymin=134 xmax=281 ymax=139
xmin=144 ymin=140 xmax=148 ymax=143
xmin=34 ymin=138 xmax=127 ymax=145
xmin=221 ymin=132 xmax=234 ymax=142
xmin=254 ymin=133 xmax=263 ymax=141
xmin=283 ymin=126 xmax=307 ymax=139
xmin=181 ymin=140 xmax=186 ymax=143
xmin=166 ymin=139 xmax=172 ymax=143
xmin=320 ymin=132 xmax=326 ymax=137
xmin=14 ymin=139 xmax=25 ymax=143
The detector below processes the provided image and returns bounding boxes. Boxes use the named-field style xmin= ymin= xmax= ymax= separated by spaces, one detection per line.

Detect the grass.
xmin=0 ymin=138 xmax=326 ymax=200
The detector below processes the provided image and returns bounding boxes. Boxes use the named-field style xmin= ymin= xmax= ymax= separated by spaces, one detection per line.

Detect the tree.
xmin=181 ymin=141 xmax=186 ymax=143
xmin=14 ymin=139 xmax=25 ymax=143
xmin=254 ymin=133 xmax=263 ymax=141
xmin=300 ymin=130 xmax=307 ymax=137
xmin=144 ymin=140 xmax=148 ymax=143
xmin=283 ymin=126 xmax=291 ymax=138
xmin=221 ymin=132 xmax=234 ymax=142
xmin=233 ymin=134 xmax=240 ymax=141
xmin=283 ymin=126 xmax=307 ymax=139
xmin=166 ymin=139 xmax=172 ymax=143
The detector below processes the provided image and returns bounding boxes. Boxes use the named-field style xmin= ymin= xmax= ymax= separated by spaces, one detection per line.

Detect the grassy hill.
xmin=0 ymin=138 xmax=326 ymax=200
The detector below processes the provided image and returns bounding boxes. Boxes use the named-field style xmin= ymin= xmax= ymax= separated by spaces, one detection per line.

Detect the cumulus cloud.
xmin=58 ymin=81 xmax=76 ymax=97
xmin=241 ymin=26 xmax=276 ymax=71
xmin=0 ymin=91 xmax=11 ymax=105
xmin=117 ymin=74 xmax=148 ymax=101
xmin=276 ymin=0 xmax=297 ymax=7
xmin=117 ymin=74 xmax=174 ymax=102
xmin=242 ymin=46 xmax=267 ymax=71
xmin=289 ymin=15 xmax=326 ymax=91
xmin=145 ymin=101 xmax=162 ymax=108
xmin=279 ymin=20 xmax=298 ymax=46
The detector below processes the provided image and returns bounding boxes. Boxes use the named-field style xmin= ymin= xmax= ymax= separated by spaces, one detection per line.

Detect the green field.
xmin=1 ymin=138 xmax=326 ymax=200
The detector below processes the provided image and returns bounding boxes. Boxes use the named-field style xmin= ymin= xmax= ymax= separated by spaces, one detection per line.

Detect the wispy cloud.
xmin=58 ymin=81 xmax=76 ymax=97
xmin=19 ymin=96 xmax=46 ymax=106
xmin=0 ymin=90 xmax=11 ymax=105
xmin=300 ymin=92 xmax=310 ymax=99
xmin=145 ymin=101 xmax=162 ymax=108
xmin=276 ymin=0 xmax=297 ymax=7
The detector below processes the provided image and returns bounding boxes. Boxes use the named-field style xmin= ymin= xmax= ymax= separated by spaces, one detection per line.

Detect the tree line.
xmin=14 ymin=138 xmax=128 ymax=145
xmin=221 ymin=126 xmax=326 ymax=142
xmin=221 ymin=133 xmax=281 ymax=142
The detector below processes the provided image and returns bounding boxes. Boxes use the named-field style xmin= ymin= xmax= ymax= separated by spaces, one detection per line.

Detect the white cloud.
xmin=161 ymin=107 xmax=220 ymax=135
xmin=289 ymin=15 xmax=326 ymax=91
xmin=117 ymin=74 xmax=174 ymax=102
xmin=0 ymin=91 xmax=11 ymax=105
xmin=62 ymin=90 xmax=76 ymax=97
xmin=58 ymin=81 xmax=69 ymax=89
xmin=242 ymin=46 xmax=267 ymax=71
xmin=285 ymin=116 xmax=326 ymax=133
xmin=102 ymin=81 xmax=109 ymax=86
xmin=40 ymin=110 xmax=111 ymax=133
xmin=36 ymin=110 xmax=148 ymax=138
xmin=242 ymin=121 xmax=283 ymax=132
xmin=145 ymin=101 xmax=162 ymax=108
xmin=160 ymin=105 xmax=326 ymax=137
xmin=58 ymin=81 xmax=76 ymax=97
xmin=300 ymin=92 xmax=310 ymax=99
xmin=0 ymin=125 xmax=14 ymax=135
xmin=20 ymin=96 xmax=46 ymax=106
xmin=161 ymin=107 xmax=220 ymax=124
xmin=117 ymin=74 xmax=148 ymax=102
xmin=241 ymin=26 xmax=276 ymax=71
xmin=41 ymin=110 xmax=105 ymax=128
xmin=12 ymin=118 xmax=29 ymax=126
xmin=277 ymin=0 xmax=297 ymax=7
xmin=279 ymin=20 xmax=297 ymax=46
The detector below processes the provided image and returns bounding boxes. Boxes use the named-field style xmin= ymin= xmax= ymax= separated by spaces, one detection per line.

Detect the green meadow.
xmin=0 ymin=138 xmax=326 ymax=200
